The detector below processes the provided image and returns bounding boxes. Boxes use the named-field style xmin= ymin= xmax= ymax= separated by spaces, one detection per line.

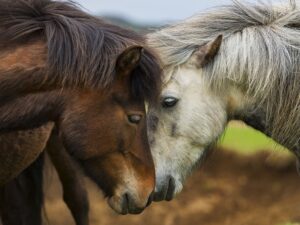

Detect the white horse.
xmin=147 ymin=0 xmax=300 ymax=201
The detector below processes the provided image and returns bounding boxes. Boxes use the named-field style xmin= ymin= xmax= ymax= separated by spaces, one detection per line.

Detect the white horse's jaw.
xmin=153 ymin=147 xmax=205 ymax=201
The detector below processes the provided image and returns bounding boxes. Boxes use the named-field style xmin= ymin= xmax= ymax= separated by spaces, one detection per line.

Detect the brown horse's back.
xmin=0 ymin=123 xmax=53 ymax=185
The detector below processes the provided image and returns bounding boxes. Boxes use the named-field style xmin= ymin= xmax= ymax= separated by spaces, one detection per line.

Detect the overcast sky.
xmin=73 ymin=0 xmax=240 ymax=24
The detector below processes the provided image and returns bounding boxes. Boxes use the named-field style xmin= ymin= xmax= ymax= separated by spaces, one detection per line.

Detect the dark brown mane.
xmin=129 ymin=48 xmax=161 ymax=103
xmin=0 ymin=0 xmax=161 ymax=102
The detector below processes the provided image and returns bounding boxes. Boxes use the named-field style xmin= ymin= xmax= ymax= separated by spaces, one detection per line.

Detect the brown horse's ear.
xmin=116 ymin=46 xmax=143 ymax=75
xmin=191 ymin=35 xmax=223 ymax=68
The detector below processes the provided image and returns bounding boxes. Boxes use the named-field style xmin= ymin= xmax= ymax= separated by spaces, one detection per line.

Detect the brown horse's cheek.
xmin=82 ymin=153 xmax=127 ymax=196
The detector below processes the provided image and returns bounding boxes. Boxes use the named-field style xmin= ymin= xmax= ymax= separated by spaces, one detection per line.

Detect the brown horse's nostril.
xmin=121 ymin=193 xmax=146 ymax=214
xmin=146 ymin=191 xmax=154 ymax=207
xmin=120 ymin=193 xmax=129 ymax=215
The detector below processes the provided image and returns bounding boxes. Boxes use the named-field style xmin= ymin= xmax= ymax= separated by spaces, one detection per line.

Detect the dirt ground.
xmin=44 ymin=149 xmax=300 ymax=225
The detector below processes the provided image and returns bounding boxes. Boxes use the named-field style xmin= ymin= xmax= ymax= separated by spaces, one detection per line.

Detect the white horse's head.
xmin=148 ymin=36 xmax=231 ymax=201
xmin=148 ymin=0 xmax=300 ymax=202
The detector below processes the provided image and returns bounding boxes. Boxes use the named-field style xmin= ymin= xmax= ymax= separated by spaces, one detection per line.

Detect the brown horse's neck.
xmin=0 ymin=69 xmax=58 ymax=101
xmin=0 ymin=91 xmax=65 ymax=132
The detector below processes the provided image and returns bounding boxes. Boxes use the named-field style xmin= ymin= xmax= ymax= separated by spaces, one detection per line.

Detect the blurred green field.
xmin=279 ymin=223 xmax=300 ymax=225
xmin=217 ymin=121 xmax=289 ymax=155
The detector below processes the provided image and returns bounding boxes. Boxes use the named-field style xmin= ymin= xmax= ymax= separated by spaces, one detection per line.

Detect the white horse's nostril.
xmin=165 ymin=176 xmax=176 ymax=201
xmin=154 ymin=176 xmax=176 ymax=202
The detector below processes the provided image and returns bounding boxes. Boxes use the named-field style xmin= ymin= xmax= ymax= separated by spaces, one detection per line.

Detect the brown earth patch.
xmin=44 ymin=148 xmax=300 ymax=225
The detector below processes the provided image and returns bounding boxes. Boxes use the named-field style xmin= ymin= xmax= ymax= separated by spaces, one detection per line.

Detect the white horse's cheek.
xmin=195 ymin=108 xmax=227 ymax=144
xmin=179 ymin=90 xmax=227 ymax=146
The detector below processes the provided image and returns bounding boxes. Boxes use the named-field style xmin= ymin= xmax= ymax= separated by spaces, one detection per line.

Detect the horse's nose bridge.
xmin=123 ymin=118 xmax=156 ymax=193
xmin=126 ymin=148 xmax=156 ymax=190
xmin=131 ymin=164 xmax=156 ymax=205
xmin=130 ymin=122 xmax=154 ymax=168
xmin=147 ymin=114 xmax=159 ymax=132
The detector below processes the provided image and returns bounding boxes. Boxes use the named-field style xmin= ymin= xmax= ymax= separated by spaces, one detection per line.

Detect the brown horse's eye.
xmin=128 ymin=114 xmax=142 ymax=124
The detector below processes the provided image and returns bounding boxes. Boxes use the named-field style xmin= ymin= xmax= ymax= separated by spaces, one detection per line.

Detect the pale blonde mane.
xmin=148 ymin=0 xmax=300 ymax=151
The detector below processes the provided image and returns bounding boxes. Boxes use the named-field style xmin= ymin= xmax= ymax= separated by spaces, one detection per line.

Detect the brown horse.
xmin=0 ymin=0 xmax=162 ymax=215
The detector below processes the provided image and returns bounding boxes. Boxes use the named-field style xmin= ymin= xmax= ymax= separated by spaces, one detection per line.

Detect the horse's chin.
xmin=108 ymin=195 xmax=125 ymax=214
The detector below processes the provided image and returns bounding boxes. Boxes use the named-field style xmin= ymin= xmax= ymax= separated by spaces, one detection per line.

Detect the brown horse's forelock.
xmin=0 ymin=0 xmax=161 ymax=102
xmin=129 ymin=48 xmax=162 ymax=103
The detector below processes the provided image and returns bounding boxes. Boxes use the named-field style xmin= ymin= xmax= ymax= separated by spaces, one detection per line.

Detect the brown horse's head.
xmin=0 ymin=45 xmax=161 ymax=214
xmin=57 ymin=46 xmax=161 ymax=214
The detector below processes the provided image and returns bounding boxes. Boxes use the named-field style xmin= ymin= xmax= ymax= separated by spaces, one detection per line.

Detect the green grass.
xmin=278 ymin=223 xmax=300 ymax=225
xmin=217 ymin=121 xmax=288 ymax=154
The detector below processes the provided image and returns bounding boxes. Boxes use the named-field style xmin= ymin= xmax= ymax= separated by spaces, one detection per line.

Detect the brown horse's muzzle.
xmin=108 ymin=188 xmax=154 ymax=215
xmin=82 ymin=152 xmax=155 ymax=215
xmin=108 ymin=158 xmax=155 ymax=214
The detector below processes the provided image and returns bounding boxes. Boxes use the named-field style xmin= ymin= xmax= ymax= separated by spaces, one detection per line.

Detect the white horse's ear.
xmin=191 ymin=35 xmax=223 ymax=68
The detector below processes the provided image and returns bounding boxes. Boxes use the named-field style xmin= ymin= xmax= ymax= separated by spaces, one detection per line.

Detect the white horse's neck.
xmin=226 ymin=84 xmax=299 ymax=153
xmin=228 ymin=88 xmax=267 ymax=133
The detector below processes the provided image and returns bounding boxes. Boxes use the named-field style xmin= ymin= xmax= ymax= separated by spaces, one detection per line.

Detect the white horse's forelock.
xmin=147 ymin=0 xmax=300 ymax=151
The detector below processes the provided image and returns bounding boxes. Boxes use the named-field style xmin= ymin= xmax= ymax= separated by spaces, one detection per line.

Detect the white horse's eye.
xmin=162 ymin=97 xmax=179 ymax=108
xmin=128 ymin=114 xmax=142 ymax=124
